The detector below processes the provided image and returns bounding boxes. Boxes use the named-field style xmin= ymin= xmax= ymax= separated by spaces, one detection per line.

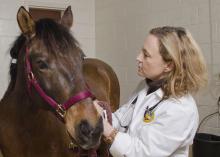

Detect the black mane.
xmin=9 ymin=34 xmax=26 ymax=83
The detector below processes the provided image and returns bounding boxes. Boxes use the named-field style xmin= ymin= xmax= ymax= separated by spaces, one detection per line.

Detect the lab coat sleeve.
xmin=112 ymin=103 xmax=130 ymax=129
xmin=109 ymin=102 xmax=198 ymax=157
xmin=112 ymin=94 xmax=139 ymax=129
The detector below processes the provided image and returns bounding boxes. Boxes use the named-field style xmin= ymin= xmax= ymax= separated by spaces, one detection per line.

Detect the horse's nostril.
xmin=79 ymin=120 xmax=93 ymax=137
xmin=78 ymin=117 xmax=103 ymax=143
xmin=93 ymin=117 xmax=103 ymax=136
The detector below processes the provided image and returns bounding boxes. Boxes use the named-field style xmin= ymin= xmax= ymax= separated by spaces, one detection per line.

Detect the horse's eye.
xmin=37 ymin=60 xmax=48 ymax=70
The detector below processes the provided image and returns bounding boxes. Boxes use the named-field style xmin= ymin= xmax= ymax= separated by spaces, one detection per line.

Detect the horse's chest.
xmin=0 ymin=119 xmax=75 ymax=157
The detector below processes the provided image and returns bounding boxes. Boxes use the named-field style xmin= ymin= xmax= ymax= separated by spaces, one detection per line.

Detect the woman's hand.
xmin=93 ymin=100 xmax=114 ymax=137
xmin=93 ymin=100 xmax=104 ymax=115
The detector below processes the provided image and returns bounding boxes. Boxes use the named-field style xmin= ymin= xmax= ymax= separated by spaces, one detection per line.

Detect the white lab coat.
xmin=110 ymin=87 xmax=199 ymax=157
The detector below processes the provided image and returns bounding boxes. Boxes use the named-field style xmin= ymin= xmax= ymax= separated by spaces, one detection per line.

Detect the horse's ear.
xmin=61 ymin=6 xmax=73 ymax=29
xmin=17 ymin=6 xmax=35 ymax=38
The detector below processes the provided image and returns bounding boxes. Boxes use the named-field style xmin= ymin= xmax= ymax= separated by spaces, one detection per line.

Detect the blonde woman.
xmin=94 ymin=26 xmax=207 ymax=157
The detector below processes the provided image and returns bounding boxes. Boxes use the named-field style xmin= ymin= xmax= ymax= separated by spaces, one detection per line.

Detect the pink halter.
xmin=25 ymin=47 xmax=94 ymax=119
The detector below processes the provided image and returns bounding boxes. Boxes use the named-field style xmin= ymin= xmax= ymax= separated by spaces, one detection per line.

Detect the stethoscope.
xmin=114 ymin=95 xmax=164 ymax=132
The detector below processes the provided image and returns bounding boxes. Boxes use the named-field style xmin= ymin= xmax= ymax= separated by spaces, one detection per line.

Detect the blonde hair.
xmin=150 ymin=26 xmax=207 ymax=98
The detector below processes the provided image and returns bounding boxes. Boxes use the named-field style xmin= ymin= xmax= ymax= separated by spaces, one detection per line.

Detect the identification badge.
xmin=143 ymin=106 xmax=155 ymax=123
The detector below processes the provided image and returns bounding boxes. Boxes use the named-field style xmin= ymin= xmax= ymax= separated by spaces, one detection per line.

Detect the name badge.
xmin=143 ymin=107 xmax=155 ymax=123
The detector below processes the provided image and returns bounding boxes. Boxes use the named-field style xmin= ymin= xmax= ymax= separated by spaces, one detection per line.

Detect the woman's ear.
xmin=164 ymin=62 xmax=174 ymax=73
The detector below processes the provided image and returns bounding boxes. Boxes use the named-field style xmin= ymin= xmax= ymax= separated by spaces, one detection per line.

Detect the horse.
xmin=0 ymin=6 xmax=119 ymax=157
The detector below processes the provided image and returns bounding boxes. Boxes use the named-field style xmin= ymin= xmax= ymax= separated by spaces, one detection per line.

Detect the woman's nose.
xmin=136 ymin=52 xmax=142 ymax=62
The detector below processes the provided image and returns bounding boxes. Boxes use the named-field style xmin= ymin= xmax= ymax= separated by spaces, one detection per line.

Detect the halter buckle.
xmin=69 ymin=142 xmax=78 ymax=150
xmin=56 ymin=104 xmax=66 ymax=118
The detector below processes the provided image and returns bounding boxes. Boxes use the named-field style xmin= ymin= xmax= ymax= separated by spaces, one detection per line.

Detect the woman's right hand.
xmin=93 ymin=100 xmax=104 ymax=116
xmin=93 ymin=100 xmax=115 ymax=137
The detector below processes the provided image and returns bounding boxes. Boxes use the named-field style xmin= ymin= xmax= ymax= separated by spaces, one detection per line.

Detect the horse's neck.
xmin=0 ymin=58 xmax=77 ymax=157
xmin=1 ymin=81 xmax=29 ymax=108
xmin=1 ymin=57 xmax=27 ymax=102
xmin=0 ymin=81 xmax=13 ymax=101
xmin=0 ymin=87 xmax=73 ymax=156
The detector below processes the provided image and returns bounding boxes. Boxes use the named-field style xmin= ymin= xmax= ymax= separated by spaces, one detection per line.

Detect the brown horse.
xmin=0 ymin=6 xmax=119 ymax=157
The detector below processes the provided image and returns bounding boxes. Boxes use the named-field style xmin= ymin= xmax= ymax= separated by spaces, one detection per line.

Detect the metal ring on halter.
xmin=56 ymin=104 xmax=66 ymax=118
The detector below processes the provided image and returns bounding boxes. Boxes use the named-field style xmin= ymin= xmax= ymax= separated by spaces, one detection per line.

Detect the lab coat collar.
xmin=144 ymin=81 xmax=164 ymax=99
xmin=154 ymin=88 xmax=164 ymax=99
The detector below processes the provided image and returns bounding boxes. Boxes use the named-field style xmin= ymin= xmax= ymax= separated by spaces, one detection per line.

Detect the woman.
xmin=94 ymin=26 xmax=207 ymax=157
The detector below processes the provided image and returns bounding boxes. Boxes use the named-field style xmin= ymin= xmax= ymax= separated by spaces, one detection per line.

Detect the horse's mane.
xmin=9 ymin=34 xmax=26 ymax=88
xmin=8 ymin=18 xmax=82 ymax=93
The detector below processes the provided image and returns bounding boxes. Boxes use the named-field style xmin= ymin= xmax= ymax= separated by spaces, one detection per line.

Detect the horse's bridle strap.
xmin=25 ymin=47 xmax=94 ymax=119
xmin=62 ymin=91 xmax=93 ymax=109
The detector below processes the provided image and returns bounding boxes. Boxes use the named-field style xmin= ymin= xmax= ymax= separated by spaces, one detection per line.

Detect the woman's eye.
xmin=143 ymin=52 xmax=149 ymax=58
xmin=141 ymin=49 xmax=150 ymax=58
xmin=37 ymin=60 xmax=48 ymax=70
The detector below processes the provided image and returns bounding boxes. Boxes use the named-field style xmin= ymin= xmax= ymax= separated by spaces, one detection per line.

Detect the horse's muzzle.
xmin=77 ymin=116 xmax=103 ymax=149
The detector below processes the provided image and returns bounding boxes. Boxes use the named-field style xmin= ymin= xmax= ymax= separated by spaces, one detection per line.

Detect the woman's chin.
xmin=137 ymin=71 xmax=145 ymax=78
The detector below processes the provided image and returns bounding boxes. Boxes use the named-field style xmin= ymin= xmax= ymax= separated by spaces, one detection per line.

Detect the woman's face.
xmin=136 ymin=34 xmax=171 ymax=80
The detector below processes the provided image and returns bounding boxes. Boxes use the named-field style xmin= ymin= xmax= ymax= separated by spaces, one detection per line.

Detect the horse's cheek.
xmin=64 ymin=107 xmax=78 ymax=137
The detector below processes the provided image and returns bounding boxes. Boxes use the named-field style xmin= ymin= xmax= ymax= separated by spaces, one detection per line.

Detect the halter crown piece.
xmin=25 ymin=47 xmax=94 ymax=120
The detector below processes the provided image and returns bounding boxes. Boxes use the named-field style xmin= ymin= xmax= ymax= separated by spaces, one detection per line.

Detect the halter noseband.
xmin=25 ymin=47 xmax=94 ymax=119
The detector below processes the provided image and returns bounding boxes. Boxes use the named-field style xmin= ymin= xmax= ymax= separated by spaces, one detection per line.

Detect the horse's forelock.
xmin=35 ymin=18 xmax=81 ymax=56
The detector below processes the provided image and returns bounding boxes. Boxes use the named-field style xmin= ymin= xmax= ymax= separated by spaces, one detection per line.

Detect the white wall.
xmin=0 ymin=0 xmax=95 ymax=98
xmin=95 ymin=0 xmax=220 ymax=135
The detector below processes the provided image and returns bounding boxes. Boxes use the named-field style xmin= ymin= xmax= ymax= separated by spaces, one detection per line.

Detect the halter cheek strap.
xmin=25 ymin=47 xmax=94 ymax=119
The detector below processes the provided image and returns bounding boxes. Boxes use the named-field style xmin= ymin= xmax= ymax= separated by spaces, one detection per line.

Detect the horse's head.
xmin=15 ymin=6 xmax=103 ymax=149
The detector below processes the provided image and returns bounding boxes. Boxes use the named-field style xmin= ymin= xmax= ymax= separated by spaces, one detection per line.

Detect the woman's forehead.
xmin=144 ymin=35 xmax=160 ymax=55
